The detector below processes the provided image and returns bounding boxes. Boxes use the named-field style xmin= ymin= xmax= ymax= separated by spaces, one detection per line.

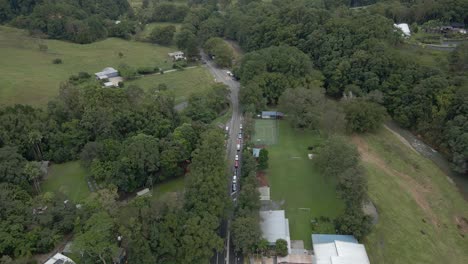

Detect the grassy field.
xmin=0 ymin=26 xmax=177 ymax=106
xmin=396 ymin=44 xmax=449 ymax=70
xmin=353 ymin=129 xmax=468 ymax=263
xmin=141 ymin=22 xmax=182 ymax=39
xmin=264 ymin=121 xmax=345 ymax=248
xmin=42 ymin=161 xmax=90 ymax=202
xmin=127 ymin=67 xmax=216 ymax=103
xmin=151 ymin=176 xmax=186 ymax=199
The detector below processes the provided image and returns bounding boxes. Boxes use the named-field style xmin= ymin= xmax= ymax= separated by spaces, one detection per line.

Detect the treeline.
xmin=1 ymin=0 xmax=133 ymax=43
xmin=314 ymin=137 xmax=372 ymax=240
xmin=121 ymin=127 xmax=229 ymax=263
xmin=222 ymin=0 xmax=467 ymax=173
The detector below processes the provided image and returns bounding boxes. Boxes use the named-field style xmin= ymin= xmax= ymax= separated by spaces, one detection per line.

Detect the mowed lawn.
xmin=141 ymin=22 xmax=182 ymax=39
xmin=355 ymin=129 xmax=468 ymax=263
xmin=265 ymin=121 xmax=345 ymax=248
xmin=127 ymin=67 xmax=216 ymax=103
xmin=42 ymin=161 xmax=90 ymax=202
xmin=0 ymin=26 xmax=176 ymax=106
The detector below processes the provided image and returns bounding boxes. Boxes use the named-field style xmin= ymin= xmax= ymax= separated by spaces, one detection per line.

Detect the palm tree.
xmin=24 ymin=161 xmax=42 ymax=194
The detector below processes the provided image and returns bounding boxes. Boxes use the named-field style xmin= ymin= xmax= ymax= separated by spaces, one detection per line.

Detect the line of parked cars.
xmin=232 ymin=123 xmax=243 ymax=194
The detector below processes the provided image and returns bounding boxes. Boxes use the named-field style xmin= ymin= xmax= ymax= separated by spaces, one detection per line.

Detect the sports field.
xmin=263 ymin=121 xmax=344 ymax=248
xmin=0 ymin=26 xmax=176 ymax=106
xmin=42 ymin=161 xmax=90 ymax=202
xmin=252 ymin=119 xmax=279 ymax=145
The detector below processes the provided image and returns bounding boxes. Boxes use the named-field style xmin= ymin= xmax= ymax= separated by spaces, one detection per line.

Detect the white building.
xmin=394 ymin=23 xmax=411 ymax=37
xmin=259 ymin=210 xmax=291 ymax=254
xmin=312 ymin=234 xmax=370 ymax=264
xmin=168 ymin=51 xmax=186 ymax=60
xmin=95 ymin=67 xmax=119 ymax=80
xmin=44 ymin=253 xmax=75 ymax=264
xmin=258 ymin=186 xmax=270 ymax=201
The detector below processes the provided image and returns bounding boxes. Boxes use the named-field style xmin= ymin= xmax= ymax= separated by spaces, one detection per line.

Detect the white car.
xmin=232 ymin=183 xmax=237 ymax=193
xmin=240 ymin=124 xmax=243 ymax=130
xmin=233 ymin=175 xmax=237 ymax=183
xmin=226 ymin=71 xmax=233 ymax=77
xmin=235 ymin=154 xmax=239 ymax=161
xmin=237 ymin=144 xmax=241 ymax=151
xmin=238 ymin=133 xmax=242 ymax=139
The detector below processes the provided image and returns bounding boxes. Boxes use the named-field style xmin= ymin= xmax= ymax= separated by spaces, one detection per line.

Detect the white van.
xmin=233 ymin=175 xmax=237 ymax=184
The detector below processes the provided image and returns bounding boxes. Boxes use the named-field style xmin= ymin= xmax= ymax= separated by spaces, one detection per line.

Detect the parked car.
xmin=237 ymin=143 xmax=240 ymax=151
xmin=232 ymin=183 xmax=237 ymax=193
xmin=235 ymin=154 xmax=239 ymax=161
xmin=240 ymin=124 xmax=243 ymax=130
xmin=238 ymin=133 xmax=242 ymax=139
xmin=233 ymin=175 xmax=237 ymax=184
xmin=226 ymin=71 xmax=233 ymax=77
xmin=235 ymin=160 xmax=239 ymax=168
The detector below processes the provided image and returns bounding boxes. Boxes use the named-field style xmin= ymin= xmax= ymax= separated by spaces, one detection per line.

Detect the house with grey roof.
xmin=259 ymin=210 xmax=291 ymax=254
xmin=95 ymin=67 xmax=122 ymax=87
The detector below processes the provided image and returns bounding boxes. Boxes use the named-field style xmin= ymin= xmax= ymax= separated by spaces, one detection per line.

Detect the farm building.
xmin=259 ymin=210 xmax=291 ymax=253
xmin=261 ymin=111 xmax=284 ymax=119
xmin=312 ymin=234 xmax=370 ymax=264
xmin=95 ymin=67 xmax=119 ymax=80
xmin=44 ymin=253 xmax=75 ymax=264
xmin=168 ymin=51 xmax=186 ymax=60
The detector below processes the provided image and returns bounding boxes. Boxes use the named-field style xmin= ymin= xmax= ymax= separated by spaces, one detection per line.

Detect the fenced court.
xmin=252 ymin=119 xmax=279 ymax=145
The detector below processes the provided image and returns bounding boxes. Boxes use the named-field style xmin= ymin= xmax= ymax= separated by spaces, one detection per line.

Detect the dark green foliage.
xmin=450 ymin=43 xmax=468 ymax=73
xmin=204 ymin=37 xmax=233 ymax=67
xmin=334 ymin=206 xmax=372 ymax=241
xmin=278 ymin=87 xmax=326 ymax=130
xmin=314 ymin=136 xmax=360 ymax=178
xmin=118 ymin=63 xmax=138 ymax=80
xmin=232 ymin=216 xmax=261 ymax=255
xmin=151 ymin=3 xmax=189 ymax=23
xmin=257 ymin=148 xmax=269 ymax=170
xmin=52 ymin=58 xmax=62 ymax=64
xmin=149 ymin=25 xmax=176 ymax=45
xmin=175 ymin=29 xmax=199 ymax=58
xmin=344 ymin=100 xmax=387 ymax=133
xmin=275 ymin=239 xmax=288 ymax=257
xmin=0 ymin=147 xmax=27 ymax=187
xmin=108 ymin=20 xmax=137 ymax=40
xmin=184 ymin=83 xmax=229 ymax=123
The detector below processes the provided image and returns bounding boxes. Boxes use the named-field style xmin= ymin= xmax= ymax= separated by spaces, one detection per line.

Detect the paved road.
xmin=201 ymin=52 xmax=243 ymax=264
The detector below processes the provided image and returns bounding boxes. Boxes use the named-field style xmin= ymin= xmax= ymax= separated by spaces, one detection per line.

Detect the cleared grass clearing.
xmin=265 ymin=121 xmax=344 ymax=248
xmin=0 ymin=26 xmax=176 ymax=106
xmin=127 ymin=67 xmax=216 ymax=103
xmin=42 ymin=161 xmax=90 ymax=202
xmin=354 ymin=129 xmax=468 ymax=263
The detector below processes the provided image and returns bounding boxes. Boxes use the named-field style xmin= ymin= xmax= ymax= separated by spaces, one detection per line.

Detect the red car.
xmin=235 ymin=160 xmax=239 ymax=168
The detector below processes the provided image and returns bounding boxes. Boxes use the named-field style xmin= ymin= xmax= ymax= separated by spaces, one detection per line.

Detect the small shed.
xmin=137 ymin=188 xmax=151 ymax=197
xmin=258 ymin=186 xmax=270 ymax=201
xmin=253 ymin=148 xmax=261 ymax=158
xmin=394 ymin=23 xmax=411 ymax=37
xmin=261 ymin=111 xmax=284 ymax=119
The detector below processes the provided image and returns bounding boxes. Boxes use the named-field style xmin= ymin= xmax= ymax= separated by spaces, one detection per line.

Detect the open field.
xmin=352 ymin=129 xmax=468 ymax=263
xmin=42 ymin=161 xmax=90 ymax=202
xmin=252 ymin=119 xmax=279 ymax=145
xmin=141 ymin=22 xmax=182 ymax=39
xmin=0 ymin=26 xmax=177 ymax=106
xmin=264 ymin=121 xmax=345 ymax=248
xmin=127 ymin=67 xmax=216 ymax=103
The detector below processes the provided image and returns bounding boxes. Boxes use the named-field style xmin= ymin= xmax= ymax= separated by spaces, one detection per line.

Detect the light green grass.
xmin=359 ymin=129 xmax=468 ymax=263
xmin=151 ymin=176 xmax=186 ymax=200
xmin=127 ymin=67 xmax=216 ymax=103
xmin=141 ymin=22 xmax=182 ymax=39
xmin=265 ymin=121 xmax=345 ymax=249
xmin=42 ymin=161 xmax=90 ymax=202
xmin=252 ymin=119 xmax=278 ymax=145
xmin=396 ymin=44 xmax=449 ymax=69
xmin=0 ymin=26 xmax=177 ymax=106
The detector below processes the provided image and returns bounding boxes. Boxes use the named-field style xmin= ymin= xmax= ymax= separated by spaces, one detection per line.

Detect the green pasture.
xmin=42 ymin=161 xmax=90 ymax=202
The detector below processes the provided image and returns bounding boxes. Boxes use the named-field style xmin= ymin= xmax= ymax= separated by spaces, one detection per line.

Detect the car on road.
xmin=226 ymin=71 xmax=234 ymax=77
xmin=235 ymin=154 xmax=239 ymax=161
xmin=238 ymin=133 xmax=242 ymax=139
xmin=232 ymin=183 xmax=237 ymax=193
xmin=237 ymin=143 xmax=240 ymax=151
xmin=235 ymin=160 xmax=239 ymax=168
xmin=233 ymin=175 xmax=237 ymax=184
xmin=240 ymin=124 xmax=243 ymax=130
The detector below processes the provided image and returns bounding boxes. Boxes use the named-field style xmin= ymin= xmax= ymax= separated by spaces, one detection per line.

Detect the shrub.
xmin=275 ymin=239 xmax=288 ymax=257
xmin=137 ymin=66 xmax=156 ymax=74
xmin=52 ymin=58 xmax=62 ymax=64
xmin=78 ymin=72 xmax=91 ymax=79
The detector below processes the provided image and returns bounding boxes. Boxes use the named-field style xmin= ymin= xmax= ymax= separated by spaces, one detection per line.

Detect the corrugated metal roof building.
xmin=312 ymin=234 xmax=370 ymax=264
xmin=259 ymin=210 xmax=291 ymax=253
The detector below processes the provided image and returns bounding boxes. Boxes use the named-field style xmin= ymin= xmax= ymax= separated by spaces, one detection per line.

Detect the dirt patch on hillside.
xmin=455 ymin=216 xmax=468 ymax=235
xmin=384 ymin=125 xmax=418 ymax=154
xmin=352 ymin=135 xmax=440 ymax=227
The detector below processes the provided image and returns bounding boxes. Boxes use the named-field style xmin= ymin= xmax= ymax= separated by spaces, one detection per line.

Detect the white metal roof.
xmin=394 ymin=23 xmax=411 ymax=36
xmin=44 ymin=253 xmax=75 ymax=264
xmin=314 ymin=240 xmax=370 ymax=264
